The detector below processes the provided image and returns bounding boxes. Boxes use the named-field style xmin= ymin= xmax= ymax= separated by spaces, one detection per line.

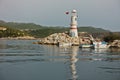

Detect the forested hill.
xmin=0 ymin=20 xmax=42 ymax=30
xmin=0 ymin=20 xmax=110 ymax=38
xmin=78 ymin=26 xmax=110 ymax=32
xmin=0 ymin=20 xmax=109 ymax=32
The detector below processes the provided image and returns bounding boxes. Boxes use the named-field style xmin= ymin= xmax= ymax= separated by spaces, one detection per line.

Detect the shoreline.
xmin=0 ymin=36 xmax=37 ymax=40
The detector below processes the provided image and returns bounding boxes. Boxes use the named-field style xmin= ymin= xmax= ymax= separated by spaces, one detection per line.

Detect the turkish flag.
xmin=65 ymin=11 xmax=69 ymax=15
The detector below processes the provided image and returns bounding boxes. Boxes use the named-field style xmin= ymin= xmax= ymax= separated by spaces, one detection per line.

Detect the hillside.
xmin=78 ymin=26 xmax=109 ymax=32
xmin=0 ymin=20 xmax=42 ymax=30
xmin=0 ymin=20 xmax=110 ymax=38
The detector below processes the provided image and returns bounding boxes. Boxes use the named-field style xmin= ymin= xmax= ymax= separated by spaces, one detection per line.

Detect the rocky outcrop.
xmin=109 ymin=40 xmax=120 ymax=48
xmin=37 ymin=32 xmax=93 ymax=46
xmin=37 ymin=33 xmax=80 ymax=45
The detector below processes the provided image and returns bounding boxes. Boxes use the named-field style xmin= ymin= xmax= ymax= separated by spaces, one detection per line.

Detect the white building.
xmin=0 ymin=27 xmax=7 ymax=31
xmin=69 ymin=10 xmax=78 ymax=37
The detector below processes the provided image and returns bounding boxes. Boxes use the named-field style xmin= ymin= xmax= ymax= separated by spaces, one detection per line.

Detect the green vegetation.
xmin=29 ymin=26 xmax=110 ymax=38
xmin=0 ymin=27 xmax=27 ymax=38
xmin=78 ymin=26 xmax=109 ymax=32
xmin=0 ymin=20 xmax=111 ymax=38
xmin=28 ymin=27 xmax=69 ymax=38
xmin=104 ymin=33 xmax=120 ymax=42
xmin=0 ymin=20 xmax=42 ymax=30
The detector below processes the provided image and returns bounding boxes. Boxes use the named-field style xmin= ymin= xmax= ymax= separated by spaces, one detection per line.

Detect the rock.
xmin=37 ymin=32 xmax=92 ymax=46
xmin=109 ymin=40 xmax=120 ymax=48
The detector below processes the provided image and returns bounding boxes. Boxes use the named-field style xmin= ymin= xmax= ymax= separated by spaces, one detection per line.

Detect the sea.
xmin=0 ymin=40 xmax=120 ymax=80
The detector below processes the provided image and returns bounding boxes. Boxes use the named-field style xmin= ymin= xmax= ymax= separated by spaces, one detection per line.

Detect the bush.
xmin=104 ymin=33 xmax=120 ymax=42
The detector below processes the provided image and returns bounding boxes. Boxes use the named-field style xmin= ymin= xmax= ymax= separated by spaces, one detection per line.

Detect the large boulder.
xmin=110 ymin=40 xmax=120 ymax=48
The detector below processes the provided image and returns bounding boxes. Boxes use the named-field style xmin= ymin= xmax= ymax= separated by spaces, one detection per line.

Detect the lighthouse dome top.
xmin=72 ymin=10 xmax=77 ymax=13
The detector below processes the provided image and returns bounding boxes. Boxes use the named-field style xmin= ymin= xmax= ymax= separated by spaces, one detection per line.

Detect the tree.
xmin=104 ymin=33 xmax=120 ymax=42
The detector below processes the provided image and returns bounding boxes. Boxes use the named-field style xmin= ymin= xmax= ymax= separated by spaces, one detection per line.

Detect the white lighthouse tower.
xmin=69 ymin=10 xmax=78 ymax=37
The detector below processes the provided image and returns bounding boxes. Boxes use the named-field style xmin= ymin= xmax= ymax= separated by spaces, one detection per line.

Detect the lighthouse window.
xmin=75 ymin=18 xmax=77 ymax=21
xmin=70 ymin=32 xmax=75 ymax=37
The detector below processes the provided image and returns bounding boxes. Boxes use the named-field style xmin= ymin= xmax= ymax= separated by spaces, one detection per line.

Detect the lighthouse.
xmin=69 ymin=10 xmax=78 ymax=37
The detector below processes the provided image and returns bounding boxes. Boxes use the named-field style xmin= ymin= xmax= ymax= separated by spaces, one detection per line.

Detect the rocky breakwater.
xmin=109 ymin=40 xmax=120 ymax=48
xmin=37 ymin=33 xmax=80 ymax=46
xmin=1 ymin=36 xmax=35 ymax=40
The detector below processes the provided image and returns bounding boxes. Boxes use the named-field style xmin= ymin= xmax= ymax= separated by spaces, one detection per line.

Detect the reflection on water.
xmin=108 ymin=48 xmax=120 ymax=53
xmin=0 ymin=46 xmax=120 ymax=63
xmin=0 ymin=40 xmax=120 ymax=80
xmin=68 ymin=46 xmax=78 ymax=80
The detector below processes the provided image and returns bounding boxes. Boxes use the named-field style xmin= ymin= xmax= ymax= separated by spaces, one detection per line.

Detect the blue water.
xmin=0 ymin=40 xmax=120 ymax=80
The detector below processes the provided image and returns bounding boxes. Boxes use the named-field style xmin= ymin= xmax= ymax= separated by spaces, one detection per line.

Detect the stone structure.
xmin=38 ymin=33 xmax=79 ymax=45
xmin=37 ymin=32 xmax=93 ymax=46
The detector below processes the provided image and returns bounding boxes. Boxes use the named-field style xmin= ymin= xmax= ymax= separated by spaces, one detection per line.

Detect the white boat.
xmin=89 ymin=34 xmax=108 ymax=49
xmin=58 ymin=42 xmax=72 ymax=47
xmin=79 ymin=44 xmax=94 ymax=48
xmin=93 ymin=41 xmax=108 ymax=49
xmin=79 ymin=42 xmax=108 ymax=49
xmin=79 ymin=41 xmax=108 ymax=49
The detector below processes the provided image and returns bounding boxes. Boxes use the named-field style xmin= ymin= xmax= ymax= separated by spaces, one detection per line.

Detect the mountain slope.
xmin=0 ymin=20 xmax=110 ymax=38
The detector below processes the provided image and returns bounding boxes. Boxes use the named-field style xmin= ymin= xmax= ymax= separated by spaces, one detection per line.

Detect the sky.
xmin=0 ymin=0 xmax=120 ymax=31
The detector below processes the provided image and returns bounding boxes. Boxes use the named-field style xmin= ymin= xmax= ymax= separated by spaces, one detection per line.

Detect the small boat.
xmin=58 ymin=42 xmax=72 ymax=47
xmin=81 ymin=34 xmax=108 ymax=49
xmin=79 ymin=44 xmax=94 ymax=48
xmin=93 ymin=41 xmax=108 ymax=49
xmin=79 ymin=41 xmax=108 ymax=49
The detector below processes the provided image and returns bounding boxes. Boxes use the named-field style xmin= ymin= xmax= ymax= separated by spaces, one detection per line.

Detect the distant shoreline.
xmin=0 ymin=36 xmax=37 ymax=40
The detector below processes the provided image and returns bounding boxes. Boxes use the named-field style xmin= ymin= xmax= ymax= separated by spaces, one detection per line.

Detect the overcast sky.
xmin=0 ymin=0 xmax=120 ymax=31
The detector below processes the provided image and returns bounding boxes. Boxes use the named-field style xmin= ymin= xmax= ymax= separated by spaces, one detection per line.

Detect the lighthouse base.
xmin=69 ymin=29 xmax=78 ymax=37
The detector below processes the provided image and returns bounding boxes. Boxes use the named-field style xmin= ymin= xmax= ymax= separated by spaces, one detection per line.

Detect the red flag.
xmin=65 ymin=11 xmax=69 ymax=15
